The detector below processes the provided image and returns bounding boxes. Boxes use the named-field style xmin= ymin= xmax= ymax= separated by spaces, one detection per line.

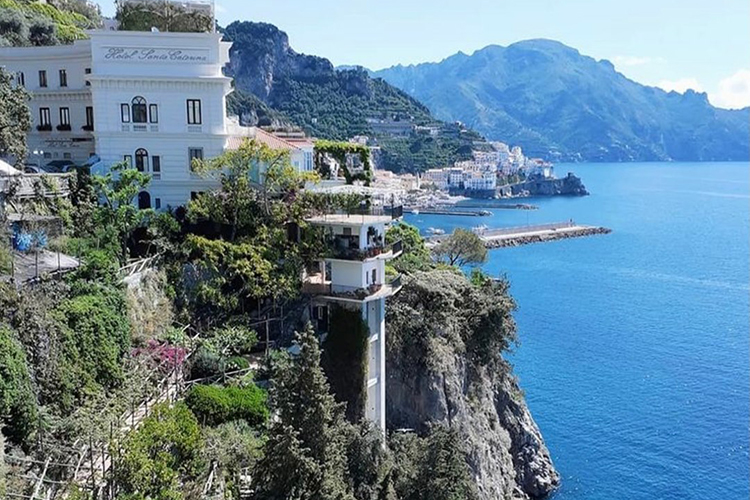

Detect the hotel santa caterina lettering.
xmin=103 ymin=47 xmax=208 ymax=62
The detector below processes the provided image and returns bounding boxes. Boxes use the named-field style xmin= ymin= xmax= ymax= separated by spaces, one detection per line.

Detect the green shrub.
xmin=115 ymin=403 xmax=203 ymax=500
xmin=0 ymin=326 xmax=37 ymax=444
xmin=188 ymin=346 xmax=221 ymax=380
xmin=185 ymin=384 xmax=268 ymax=427
xmin=53 ymin=286 xmax=131 ymax=391
xmin=223 ymin=355 xmax=250 ymax=372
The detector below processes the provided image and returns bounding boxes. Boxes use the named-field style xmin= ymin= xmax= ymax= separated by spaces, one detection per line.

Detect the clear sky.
xmin=99 ymin=0 xmax=750 ymax=109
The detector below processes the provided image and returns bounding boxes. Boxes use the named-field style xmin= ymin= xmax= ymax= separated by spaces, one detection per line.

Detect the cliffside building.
xmin=0 ymin=29 xmax=314 ymax=209
xmin=303 ymin=208 xmax=404 ymax=431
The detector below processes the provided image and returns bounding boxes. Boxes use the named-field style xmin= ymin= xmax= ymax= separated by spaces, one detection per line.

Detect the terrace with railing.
xmin=325 ymin=238 xmax=403 ymax=261
xmin=306 ymin=204 xmax=404 ymax=226
xmin=302 ymin=273 xmax=403 ymax=302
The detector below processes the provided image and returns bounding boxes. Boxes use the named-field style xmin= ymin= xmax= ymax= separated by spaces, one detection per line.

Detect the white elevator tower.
xmin=304 ymin=208 xmax=404 ymax=431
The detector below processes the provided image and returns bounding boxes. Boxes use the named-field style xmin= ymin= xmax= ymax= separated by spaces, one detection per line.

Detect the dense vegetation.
xmin=374 ymin=39 xmax=750 ymax=161
xmin=0 ymin=68 xmax=31 ymax=165
xmin=0 ymin=0 xmax=100 ymax=46
xmin=115 ymin=0 xmax=212 ymax=33
xmin=222 ymin=21 xmax=484 ymax=173
xmin=0 ymin=135 xmax=520 ymax=499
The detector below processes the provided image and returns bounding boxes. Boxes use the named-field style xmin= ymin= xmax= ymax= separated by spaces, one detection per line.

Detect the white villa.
xmin=0 ymin=29 xmax=314 ymax=209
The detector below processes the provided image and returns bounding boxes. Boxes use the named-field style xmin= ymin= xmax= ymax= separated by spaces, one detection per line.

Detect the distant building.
xmin=366 ymin=118 xmax=414 ymax=137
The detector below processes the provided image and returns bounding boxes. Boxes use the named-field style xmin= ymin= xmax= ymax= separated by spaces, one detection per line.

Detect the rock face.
xmin=498 ymin=173 xmax=588 ymax=198
xmin=223 ymin=22 xmax=336 ymax=101
xmin=387 ymin=352 xmax=558 ymax=499
xmin=386 ymin=271 xmax=559 ymax=499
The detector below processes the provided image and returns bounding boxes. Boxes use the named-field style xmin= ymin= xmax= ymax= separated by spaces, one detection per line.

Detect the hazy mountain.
xmin=373 ymin=40 xmax=750 ymax=162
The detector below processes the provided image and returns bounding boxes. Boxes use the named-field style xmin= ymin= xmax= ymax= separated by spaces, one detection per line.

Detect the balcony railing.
xmin=325 ymin=239 xmax=403 ymax=261
xmin=302 ymin=274 xmax=403 ymax=301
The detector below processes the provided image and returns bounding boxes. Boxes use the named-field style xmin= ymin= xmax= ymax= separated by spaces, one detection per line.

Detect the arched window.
xmin=132 ymin=96 xmax=147 ymax=123
xmin=138 ymin=191 xmax=151 ymax=210
xmin=135 ymin=148 xmax=148 ymax=172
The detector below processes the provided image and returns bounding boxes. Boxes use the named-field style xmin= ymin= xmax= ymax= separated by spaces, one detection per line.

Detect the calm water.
xmin=405 ymin=162 xmax=749 ymax=500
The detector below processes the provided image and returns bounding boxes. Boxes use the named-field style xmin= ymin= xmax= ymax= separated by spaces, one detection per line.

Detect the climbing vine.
xmin=313 ymin=140 xmax=372 ymax=186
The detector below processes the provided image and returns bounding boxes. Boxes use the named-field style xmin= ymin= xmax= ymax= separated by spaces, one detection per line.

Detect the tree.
xmin=344 ymin=423 xmax=393 ymax=500
xmin=415 ymin=427 xmax=478 ymax=500
xmin=0 ymin=68 xmax=31 ymax=166
xmin=191 ymin=138 xmax=317 ymax=237
xmin=253 ymin=323 xmax=353 ymax=500
xmin=388 ymin=428 xmax=477 ymax=500
xmin=385 ymin=222 xmax=432 ymax=273
xmin=115 ymin=403 xmax=203 ymax=500
xmin=0 ymin=326 xmax=37 ymax=444
xmin=0 ymin=427 xmax=5 ymax=499
xmin=92 ymin=161 xmax=152 ymax=263
xmin=432 ymin=228 xmax=487 ymax=267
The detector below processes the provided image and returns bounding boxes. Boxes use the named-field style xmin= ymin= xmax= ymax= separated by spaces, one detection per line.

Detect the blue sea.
xmin=405 ymin=162 xmax=749 ymax=500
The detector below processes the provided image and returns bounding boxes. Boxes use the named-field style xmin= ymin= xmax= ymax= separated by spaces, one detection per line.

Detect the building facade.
xmin=0 ymin=30 xmax=314 ymax=209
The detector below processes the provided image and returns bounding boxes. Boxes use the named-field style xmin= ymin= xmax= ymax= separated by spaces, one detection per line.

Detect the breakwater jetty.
xmin=407 ymin=208 xmax=491 ymax=217
xmin=428 ymin=221 xmax=611 ymax=248
xmin=480 ymin=222 xmax=611 ymax=248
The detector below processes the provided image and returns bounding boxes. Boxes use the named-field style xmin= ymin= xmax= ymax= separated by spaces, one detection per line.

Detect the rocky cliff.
xmin=386 ymin=270 xmax=559 ymax=499
xmin=499 ymin=173 xmax=589 ymax=198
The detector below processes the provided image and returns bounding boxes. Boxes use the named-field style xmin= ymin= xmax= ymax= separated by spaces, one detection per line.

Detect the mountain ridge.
xmin=373 ymin=39 xmax=750 ymax=162
xmin=223 ymin=21 xmax=485 ymax=172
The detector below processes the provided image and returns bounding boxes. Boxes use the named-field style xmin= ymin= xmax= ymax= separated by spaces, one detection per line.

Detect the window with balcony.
xmin=59 ymin=69 xmax=67 ymax=87
xmin=186 ymin=99 xmax=202 ymax=125
xmin=132 ymin=96 xmax=147 ymax=123
xmin=84 ymin=106 xmax=94 ymax=131
xmin=38 ymin=70 xmax=47 ymax=88
xmin=38 ymin=108 xmax=51 ymax=131
xmin=135 ymin=148 xmax=149 ymax=172
xmin=57 ymin=107 xmax=71 ymax=131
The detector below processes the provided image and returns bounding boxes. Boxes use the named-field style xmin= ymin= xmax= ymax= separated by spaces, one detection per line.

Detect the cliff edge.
xmin=386 ymin=270 xmax=559 ymax=499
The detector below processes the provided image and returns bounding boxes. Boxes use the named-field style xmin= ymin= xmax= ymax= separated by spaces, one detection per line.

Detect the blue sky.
xmin=100 ymin=0 xmax=750 ymax=109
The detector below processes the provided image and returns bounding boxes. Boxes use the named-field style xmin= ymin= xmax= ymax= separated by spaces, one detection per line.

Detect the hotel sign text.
xmin=103 ymin=47 xmax=209 ymax=63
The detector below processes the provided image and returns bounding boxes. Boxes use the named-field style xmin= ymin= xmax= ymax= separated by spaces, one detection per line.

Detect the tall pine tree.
xmin=253 ymin=323 xmax=353 ymax=500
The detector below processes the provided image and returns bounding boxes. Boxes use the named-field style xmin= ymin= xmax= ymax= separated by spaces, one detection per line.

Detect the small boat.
xmin=478 ymin=210 xmax=493 ymax=216
xmin=411 ymin=208 xmax=420 ymax=215
xmin=427 ymin=227 xmax=445 ymax=235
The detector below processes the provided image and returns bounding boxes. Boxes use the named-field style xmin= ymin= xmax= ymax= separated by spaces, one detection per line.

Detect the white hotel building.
xmin=0 ymin=29 xmax=314 ymax=209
